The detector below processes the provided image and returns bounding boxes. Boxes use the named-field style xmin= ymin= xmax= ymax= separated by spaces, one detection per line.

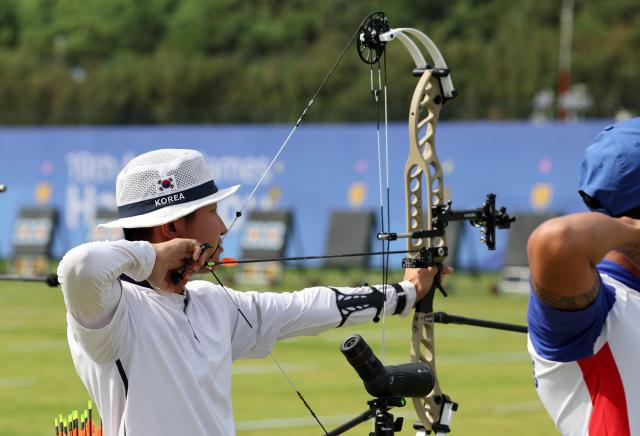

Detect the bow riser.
xmin=406 ymin=70 xmax=446 ymax=261
xmin=406 ymin=69 xmax=450 ymax=433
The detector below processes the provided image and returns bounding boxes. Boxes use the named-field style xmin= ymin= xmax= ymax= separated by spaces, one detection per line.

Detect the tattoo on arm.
xmin=621 ymin=242 xmax=640 ymax=260
xmin=531 ymin=272 xmax=600 ymax=311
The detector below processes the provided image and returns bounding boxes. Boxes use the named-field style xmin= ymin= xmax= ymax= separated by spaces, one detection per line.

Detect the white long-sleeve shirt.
xmin=58 ymin=240 xmax=416 ymax=436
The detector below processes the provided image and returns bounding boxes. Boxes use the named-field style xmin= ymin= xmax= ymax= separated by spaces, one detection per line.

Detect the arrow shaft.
xmin=208 ymin=249 xmax=419 ymax=267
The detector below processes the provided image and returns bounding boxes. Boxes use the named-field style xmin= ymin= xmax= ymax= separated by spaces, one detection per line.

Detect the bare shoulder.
xmin=527 ymin=215 xmax=604 ymax=311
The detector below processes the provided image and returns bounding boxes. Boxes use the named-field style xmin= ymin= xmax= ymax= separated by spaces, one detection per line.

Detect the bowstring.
xmin=221 ymin=16 xmax=368 ymax=240
xmin=201 ymin=13 xmax=381 ymax=435
xmin=210 ymin=271 xmax=329 ymax=435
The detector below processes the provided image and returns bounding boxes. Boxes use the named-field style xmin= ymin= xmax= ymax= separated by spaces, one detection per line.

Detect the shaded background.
xmin=0 ymin=0 xmax=636 ymax=124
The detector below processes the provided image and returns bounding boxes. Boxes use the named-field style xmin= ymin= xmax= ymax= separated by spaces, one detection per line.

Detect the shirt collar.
xmin=597 ymin=259 xmax=640 ymax=292
xmin=119 ymin=274 xmax=189 ymax=308
xmin=120 ymin=274 xmax=153 ymax=289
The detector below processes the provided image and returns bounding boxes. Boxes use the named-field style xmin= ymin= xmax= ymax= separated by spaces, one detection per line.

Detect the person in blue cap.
xmin=527 ymin=117 xmax=640 ymax=434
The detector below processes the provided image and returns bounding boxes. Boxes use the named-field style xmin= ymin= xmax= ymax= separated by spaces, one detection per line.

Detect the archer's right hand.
xmin=148 ymin=239 xmax=206 ymax=293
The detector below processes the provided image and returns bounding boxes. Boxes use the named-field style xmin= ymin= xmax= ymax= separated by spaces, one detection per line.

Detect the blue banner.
xmin=0 ymin=121 xmax=610 ymax=269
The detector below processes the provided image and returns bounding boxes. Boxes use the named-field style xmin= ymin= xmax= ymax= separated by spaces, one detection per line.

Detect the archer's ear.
xmin=158 ymin=221 xmax=178 ymax=239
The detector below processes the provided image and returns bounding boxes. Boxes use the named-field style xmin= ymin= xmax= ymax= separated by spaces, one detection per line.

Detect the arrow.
xmin=206 ymin=249 xmax=421 ymax=267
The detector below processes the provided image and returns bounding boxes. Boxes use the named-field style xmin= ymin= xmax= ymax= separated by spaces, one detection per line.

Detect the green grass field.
xmin=0 ymin=269 xmax=557 ymax=435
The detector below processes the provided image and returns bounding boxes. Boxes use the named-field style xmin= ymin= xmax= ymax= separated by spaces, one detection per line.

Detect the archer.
xmin=58 ymin=148 xmax=450 ymax=435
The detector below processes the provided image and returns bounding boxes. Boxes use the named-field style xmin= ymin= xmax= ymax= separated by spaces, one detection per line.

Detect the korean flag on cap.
xmin=156 ymin=175 xmax=177 ymax=193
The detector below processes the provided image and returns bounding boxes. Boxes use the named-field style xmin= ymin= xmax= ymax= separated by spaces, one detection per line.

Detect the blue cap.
xmin=578 ymin=117 xmax=640 ymax=217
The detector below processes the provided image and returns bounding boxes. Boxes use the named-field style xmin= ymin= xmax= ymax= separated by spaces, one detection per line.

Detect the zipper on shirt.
xmin=186 ymin=317 xmax=200 ymax=342
xmin=183 ymin=291 xmax=200 ymax=343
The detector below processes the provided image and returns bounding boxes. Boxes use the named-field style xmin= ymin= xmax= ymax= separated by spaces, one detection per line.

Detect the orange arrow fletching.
xmin=220 ymin=257 xmax=239 ymax=267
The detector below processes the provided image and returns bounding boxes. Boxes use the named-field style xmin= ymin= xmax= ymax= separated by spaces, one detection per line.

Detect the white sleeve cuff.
xmin=397 ymin=280 xmax=417 ymax=317
xmin=126 ymin=240 xmax=156 ymax=282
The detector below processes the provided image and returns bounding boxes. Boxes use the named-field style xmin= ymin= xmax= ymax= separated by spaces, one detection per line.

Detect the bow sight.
xmin=378 ymin=193 xmax=515 ymax=270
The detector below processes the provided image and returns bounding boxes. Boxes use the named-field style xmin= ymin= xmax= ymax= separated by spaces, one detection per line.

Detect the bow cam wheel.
xmin=357 ymin=12 xmax=390 ymax=64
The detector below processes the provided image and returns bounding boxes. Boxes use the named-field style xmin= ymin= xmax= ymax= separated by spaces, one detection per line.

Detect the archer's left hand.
xmin=404 ymin=265 xmax=454 ymax=300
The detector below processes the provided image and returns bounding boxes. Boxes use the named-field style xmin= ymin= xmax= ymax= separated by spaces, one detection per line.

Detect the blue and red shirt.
xmin=528 ymin=260 xmax=640 ymax=435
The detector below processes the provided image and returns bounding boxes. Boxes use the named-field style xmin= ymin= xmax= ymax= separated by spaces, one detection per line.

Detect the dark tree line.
xmin=0 ymin=0 xmax=637 ymax=124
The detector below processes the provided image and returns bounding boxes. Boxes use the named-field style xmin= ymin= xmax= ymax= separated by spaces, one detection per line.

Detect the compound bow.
xmin=180 ymin=11 xmax=517 ymax=435
xmin=353 ymin=12 xmax=516 ymax=434
xmin=7 ymin=12 xmax=525 ymax=435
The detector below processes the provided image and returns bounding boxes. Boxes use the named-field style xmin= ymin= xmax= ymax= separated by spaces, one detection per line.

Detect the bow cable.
xmin=370 ymin=56 xmax=386 ymax=362
xmin=381 ymin=49 xmax=392 ymax=363
xmin=370 ymin=55 xmax=392 ymax=363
